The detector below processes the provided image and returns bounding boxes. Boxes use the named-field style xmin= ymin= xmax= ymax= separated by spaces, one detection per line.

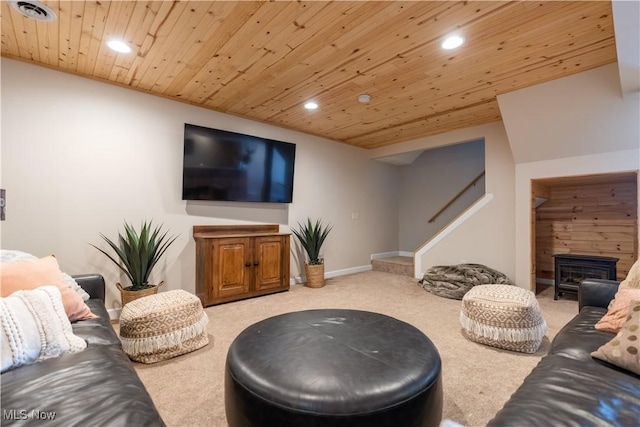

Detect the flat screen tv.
xmin=182 ymin=124 xmax=296 ymax=203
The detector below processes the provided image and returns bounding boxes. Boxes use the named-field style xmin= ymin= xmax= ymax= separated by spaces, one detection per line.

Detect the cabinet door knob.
xmin=245 ymin=262 xmax=252 ymax=267
xmin=253 ymin=261 xmax=260 ymax=266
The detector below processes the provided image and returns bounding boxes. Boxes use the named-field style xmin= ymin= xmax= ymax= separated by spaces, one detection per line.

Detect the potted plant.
xmin=291 ymin=218 xmax=332 ymax=288
xmin=91 ymin=220 xmax=178 ymax=306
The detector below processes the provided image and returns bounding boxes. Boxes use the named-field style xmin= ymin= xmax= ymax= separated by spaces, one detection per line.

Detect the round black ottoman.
xmin=225 ymin=309 xmax=443 ymax=427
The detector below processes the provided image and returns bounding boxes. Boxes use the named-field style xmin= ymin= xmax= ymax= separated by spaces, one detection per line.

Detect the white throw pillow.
xmin=0 ymin=249 xmax=34 ymax=263
xmin=0 ymin=249 xmax=91 ymax=301
xmin=1 ymin=286 xmax=87 ymax=373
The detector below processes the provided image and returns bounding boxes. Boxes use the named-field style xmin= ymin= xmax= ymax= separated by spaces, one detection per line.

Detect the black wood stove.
xmin=553 ymin=254 xmax=618 ymax=300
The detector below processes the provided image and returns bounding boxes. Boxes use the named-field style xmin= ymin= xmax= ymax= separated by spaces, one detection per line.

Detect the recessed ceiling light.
xmin=442 ymin=35 xmax=464 ymax=50
xmin=304 ymin=101 xmax=318 ymax=110
xmin=107 ymin=40 xmax=131 ymax=54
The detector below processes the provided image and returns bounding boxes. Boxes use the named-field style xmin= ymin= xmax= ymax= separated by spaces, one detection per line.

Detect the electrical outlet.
xmin=0 ymin=189 xmax=5 ymax=221
xmin=351 ymin=212 xmax=360 ymax=220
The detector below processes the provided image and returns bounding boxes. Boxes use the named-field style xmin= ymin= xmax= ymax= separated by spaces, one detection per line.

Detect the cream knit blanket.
xmin=1 ymin=286 xmax=87 ymax=373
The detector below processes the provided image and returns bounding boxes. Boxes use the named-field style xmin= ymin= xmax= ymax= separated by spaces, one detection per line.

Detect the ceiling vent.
xmin=10 ymin=1 xmax=57 ymax=22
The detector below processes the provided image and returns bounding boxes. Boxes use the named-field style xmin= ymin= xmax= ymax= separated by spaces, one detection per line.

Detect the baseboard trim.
xmin=107 ymin=308 xmax=121 ymax=320
xmin=326 ymin=264 xmax=372 ymax=279
xmin=292 ymin=264 xmax=373 ymax=284
xmin=371 ymin=251 xmax=400 ymax=260
xmin=109 ymin=265 xmax=376 ymax=316
xmin=371 ymin=251 xmax=414 ymax=259
xmin=536 ymin=278 xmax=554 ymax=286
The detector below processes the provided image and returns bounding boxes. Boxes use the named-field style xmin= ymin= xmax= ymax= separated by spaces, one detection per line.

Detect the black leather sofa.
xmin=1 ymin=274 xmax=165 ymax=426
xmin=488 ymin=279 xmax=640 ymax=426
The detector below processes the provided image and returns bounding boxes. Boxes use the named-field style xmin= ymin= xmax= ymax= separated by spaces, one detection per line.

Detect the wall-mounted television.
xmin=182 ymin=124 xmax=296 ymax=203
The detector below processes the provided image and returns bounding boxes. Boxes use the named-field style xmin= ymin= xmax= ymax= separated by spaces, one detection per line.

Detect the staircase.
xmin=371 ymin=256 xmax=414 ymax=277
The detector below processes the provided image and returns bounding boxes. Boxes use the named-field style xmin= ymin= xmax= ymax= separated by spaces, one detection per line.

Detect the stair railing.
xmin=428 ymin=171 xmax=485 ymax=223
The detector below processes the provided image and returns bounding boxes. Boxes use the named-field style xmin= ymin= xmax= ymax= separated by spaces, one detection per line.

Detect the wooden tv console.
xmin=193 ymin=224 xmax=290 ymax=306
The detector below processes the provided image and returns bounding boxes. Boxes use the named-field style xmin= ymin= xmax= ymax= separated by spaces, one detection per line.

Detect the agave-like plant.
xmin=91 ymin=221 xmax=178 ymax=291
xmin=291 ymin=218 xmax=332 ymax=265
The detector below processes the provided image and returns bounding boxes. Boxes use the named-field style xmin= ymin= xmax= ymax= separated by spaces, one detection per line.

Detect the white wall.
xmin=498 ymin=64 xmax=640 ymax=289
xmin=612 ymin=0 xmax=640 ymax=95
xmin=499 ymin=64 xmax=640 ymax=164
xmin=398 ymin=139 xmax=485 ymax=252
xmin=371 ymin=122 xmax=517 ymax=281
xmin=514 ymin=150 xmax=639 ymax=289
xmin=3 ymin=58 xmax=636 ymax=305
xmin=0 ymin=59 xmax=399 ymax=310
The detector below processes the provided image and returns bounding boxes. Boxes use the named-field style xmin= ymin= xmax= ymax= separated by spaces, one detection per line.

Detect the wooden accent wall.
xmin=535 ymin=176 xmax=638 ymax=281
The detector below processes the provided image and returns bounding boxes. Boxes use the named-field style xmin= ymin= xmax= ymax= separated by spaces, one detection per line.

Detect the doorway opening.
xmin=530 ymin=171 xmax=638 ymax=295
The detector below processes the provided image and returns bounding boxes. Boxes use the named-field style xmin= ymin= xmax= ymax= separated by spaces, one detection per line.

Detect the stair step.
xmin=371 ymin=256 xmax=414 ymax=277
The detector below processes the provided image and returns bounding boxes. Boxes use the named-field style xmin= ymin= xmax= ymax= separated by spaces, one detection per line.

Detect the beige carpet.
xmin=128 ymin=271 xmax=577 ymax=427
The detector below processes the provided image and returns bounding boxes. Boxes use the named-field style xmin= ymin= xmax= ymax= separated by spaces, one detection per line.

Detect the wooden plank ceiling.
xmin=1 ymin=1 xmax=617 ymax=149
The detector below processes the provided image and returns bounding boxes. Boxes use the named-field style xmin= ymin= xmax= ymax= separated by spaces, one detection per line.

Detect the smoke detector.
xmin=10 ymin=1 xmax=57 ymax=22
xmin=358 ymin=94 xmax=371 ymax=104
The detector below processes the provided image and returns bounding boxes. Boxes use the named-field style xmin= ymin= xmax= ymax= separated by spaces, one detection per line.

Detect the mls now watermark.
xmin=3 ymin=409 xmax=57 ymax=421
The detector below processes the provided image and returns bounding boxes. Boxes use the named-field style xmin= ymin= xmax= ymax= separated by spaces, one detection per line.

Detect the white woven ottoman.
xmin=119 ymin=290 xmax=209 ymax=364
xmin=460 ymin=284 xmax=547 ymax=353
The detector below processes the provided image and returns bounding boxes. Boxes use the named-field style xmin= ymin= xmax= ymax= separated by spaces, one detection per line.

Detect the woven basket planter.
xmin=305 ymin=264 xmax=325 ymax=288
xmin=116 ymin=281 xmax=164 ymax=307
xmin=119 ymin=289 xmax=209 ymax=364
